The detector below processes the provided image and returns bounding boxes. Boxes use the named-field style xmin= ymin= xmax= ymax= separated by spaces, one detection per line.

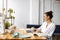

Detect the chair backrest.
xmin=53 ymin=25 xmax=60 ymax=36
xmin=54 ymin=25 xmax=60 ymax=33
xmin=27 ymin=24 xmax=40 ymax=28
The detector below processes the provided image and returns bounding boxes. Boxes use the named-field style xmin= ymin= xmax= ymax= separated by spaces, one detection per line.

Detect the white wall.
xmin=0 ymin=0 xmax=6 ymax=14
xmin=45 ymin=0 xmax=52 ymax=12
xmin=0 ymin=0 xmax=2 ymax=13
xmin=8 ymin=0 xmax=39 ymax=28
xmin=8 ymin=0 xmax=30 ymax=28
xmin=30 ymin=0 xmax=39 ymax=24
xmin=53 ymin=1 xmax=60 ymax=25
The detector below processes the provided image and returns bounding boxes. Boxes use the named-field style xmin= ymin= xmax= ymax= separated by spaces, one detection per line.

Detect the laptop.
xmin=26 ymin=29 xmax=33 ymax=33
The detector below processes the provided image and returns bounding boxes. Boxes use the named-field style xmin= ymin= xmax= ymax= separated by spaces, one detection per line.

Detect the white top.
xmin=38 ymin=22 xmax=55 ymax=37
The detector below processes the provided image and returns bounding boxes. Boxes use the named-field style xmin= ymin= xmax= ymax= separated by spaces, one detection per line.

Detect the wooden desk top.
xmin=0 ymin=29 xmax=47 ymax=40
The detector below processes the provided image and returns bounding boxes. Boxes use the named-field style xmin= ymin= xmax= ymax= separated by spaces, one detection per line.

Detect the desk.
xmin=0 ymin=29 xmax=47 ymax=40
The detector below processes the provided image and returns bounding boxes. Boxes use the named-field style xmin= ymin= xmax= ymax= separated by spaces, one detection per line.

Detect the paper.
xmin=12 ymin=32 xmax=19 ymax=37
xmin=19 ymin=35 xmax=31 ymax=38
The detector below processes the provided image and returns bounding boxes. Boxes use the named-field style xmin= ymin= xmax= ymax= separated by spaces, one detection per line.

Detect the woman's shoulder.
xmin=43 ymin=22 xmax=55 ymax=25
xmin=51 ymin=22 xmax=55 ymax=26
xmin=42 ymin=22 xmax=47 ymax=25
xmin=48 ymin=22 xmax=55 ymax=28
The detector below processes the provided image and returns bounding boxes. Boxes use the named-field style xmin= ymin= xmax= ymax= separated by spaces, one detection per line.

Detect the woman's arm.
xmin=35 ymin=29 xmax=41 ymax=33
xmin=35 ymin=25 xmax=43 ymax=33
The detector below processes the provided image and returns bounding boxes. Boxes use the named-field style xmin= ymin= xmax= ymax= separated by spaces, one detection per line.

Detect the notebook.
xmin=26 ymin=30 xmax=33 ymax=33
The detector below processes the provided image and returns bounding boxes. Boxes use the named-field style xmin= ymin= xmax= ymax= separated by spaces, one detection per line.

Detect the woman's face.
xmin=43 ymin=14 xmax=50 ymax=21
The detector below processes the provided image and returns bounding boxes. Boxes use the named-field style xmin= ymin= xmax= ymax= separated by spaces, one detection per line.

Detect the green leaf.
xmin=8 ymin=8 xmax=13 ymax=14
xmin=4 ymin=21 xmax=10 ymax=29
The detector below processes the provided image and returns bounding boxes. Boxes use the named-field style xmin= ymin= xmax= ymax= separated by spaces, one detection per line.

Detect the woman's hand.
xmin=31 ymin=27 xmax=41 ymax=33
xmin=35 ymin=29 xmax=41 ymax=33
xmin=31 ymin=27 xmax=36 ymax=32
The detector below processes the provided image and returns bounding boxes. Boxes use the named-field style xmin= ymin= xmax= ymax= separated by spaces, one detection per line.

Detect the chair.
xmin=53 ymin=25 xmax=60 ymax=40
xmin=27 ymin=24 xmax=40 ymax=28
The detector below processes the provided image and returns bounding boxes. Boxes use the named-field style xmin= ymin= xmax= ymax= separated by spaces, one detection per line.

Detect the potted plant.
xmin=8 ymin=8 xmax=13 ymax=17
xmin=8 ymin=8 xmax=15 ymax=19
xmin=4 ymin=21 xmax=10 ymax=29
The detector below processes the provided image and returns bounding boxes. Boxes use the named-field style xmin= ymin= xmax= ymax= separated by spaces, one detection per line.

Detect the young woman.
xmin=32 ymin=11 xmax=56 ymax=38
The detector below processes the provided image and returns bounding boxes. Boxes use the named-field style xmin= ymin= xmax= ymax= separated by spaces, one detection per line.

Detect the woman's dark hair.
xmin=45 ymin=11 xmax=53 ymax=19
